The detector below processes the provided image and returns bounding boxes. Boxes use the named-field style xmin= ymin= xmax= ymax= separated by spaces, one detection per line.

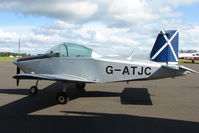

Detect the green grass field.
xmin=0 ymin=57 xmax=17 ymax=62
xmin=178 ymin=59 xmax=199 ymax=63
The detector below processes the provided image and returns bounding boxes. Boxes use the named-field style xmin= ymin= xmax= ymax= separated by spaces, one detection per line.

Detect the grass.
xmin=178 ymin=59 xmax=199 ymax=63
xmin=0 ymin=57 xmax=17 ymax=62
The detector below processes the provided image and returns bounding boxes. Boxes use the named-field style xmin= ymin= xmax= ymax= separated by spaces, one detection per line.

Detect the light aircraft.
xmin=13 ymin=29 xmax=198 ymax=104
xmin=179 ymin=52 xmax=199 ymax=63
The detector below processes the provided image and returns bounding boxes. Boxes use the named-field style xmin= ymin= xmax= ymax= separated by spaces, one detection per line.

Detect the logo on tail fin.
xmin=150 ymin=29 xmax=179 ymax=63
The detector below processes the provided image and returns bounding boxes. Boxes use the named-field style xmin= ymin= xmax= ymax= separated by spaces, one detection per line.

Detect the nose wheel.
xmin=30 ymin=86 xmax=38 ymax=95
xmin=30 ymin=80 xmax=39 ymax=95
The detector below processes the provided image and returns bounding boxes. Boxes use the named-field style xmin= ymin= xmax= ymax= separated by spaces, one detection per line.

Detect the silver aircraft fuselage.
xmin=14 ymin=56 xmax=187 ymax=83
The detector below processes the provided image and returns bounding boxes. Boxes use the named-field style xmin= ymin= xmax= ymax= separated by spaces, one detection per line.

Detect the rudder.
xmin=150 ymin=29 xmax=179 ymax=64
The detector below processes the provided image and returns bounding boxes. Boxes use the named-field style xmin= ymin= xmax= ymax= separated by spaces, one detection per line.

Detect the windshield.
xmin=45 ymin=43 xmax=93 ymax=57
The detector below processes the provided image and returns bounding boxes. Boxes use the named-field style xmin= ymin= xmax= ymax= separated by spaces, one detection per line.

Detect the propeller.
xmin=16 ymin=66 xmax=20 ymax=86
xmin=16 ymin=38 xmax=20 ymax=86
xmin=17 ymin=66 xmax=20 ymax=74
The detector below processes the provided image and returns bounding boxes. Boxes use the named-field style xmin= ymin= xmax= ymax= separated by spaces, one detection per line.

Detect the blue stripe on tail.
xmin=150 ymin=30 xmax=179 ymax=63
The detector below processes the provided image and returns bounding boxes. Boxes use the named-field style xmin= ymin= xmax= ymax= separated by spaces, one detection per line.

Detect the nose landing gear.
xmin=30 ymin=80 xmax=39 ymax=95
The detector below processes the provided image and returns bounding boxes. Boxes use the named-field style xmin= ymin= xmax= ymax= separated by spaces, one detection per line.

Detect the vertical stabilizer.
xmin=150 ymin=29 xmax=179 ymax=64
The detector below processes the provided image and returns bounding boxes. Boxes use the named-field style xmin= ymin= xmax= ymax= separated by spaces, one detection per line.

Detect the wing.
xmin=13 ymin=73 xmax=95 ymax=83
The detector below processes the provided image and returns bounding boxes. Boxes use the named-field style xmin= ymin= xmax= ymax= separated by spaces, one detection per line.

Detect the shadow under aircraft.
xmin=0 ymin=82 xmax=199 ymax=133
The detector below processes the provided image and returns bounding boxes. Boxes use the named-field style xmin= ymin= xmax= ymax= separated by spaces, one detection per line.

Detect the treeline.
xmin=0 ymin=52 xmax=31 ymax=57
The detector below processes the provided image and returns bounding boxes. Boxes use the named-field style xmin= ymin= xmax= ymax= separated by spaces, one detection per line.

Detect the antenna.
xmin=18 ymin=37 xmax=20 ymax=58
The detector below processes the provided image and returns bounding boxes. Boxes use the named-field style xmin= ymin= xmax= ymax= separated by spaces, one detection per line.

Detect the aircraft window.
xmin=196 ymin=54 xmax=199 ymax=56
xmin=45 ymin=45 xmax=60 ymax=56
xmin=60 ymin=44 xmax=68 ymax=57
xmin=66 ymin=43 xmax=92 ymax=57
xmin=45 ymin=43 xmax=92 ymax=57
xmin=45 ymin=45 xmax=60 ymax=55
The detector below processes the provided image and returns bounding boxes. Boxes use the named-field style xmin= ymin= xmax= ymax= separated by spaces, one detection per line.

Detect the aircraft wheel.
xmin=56 ymin=92 xmax=69 ymax=104
xmin=30 ymin=86 xmax=38 ymax=95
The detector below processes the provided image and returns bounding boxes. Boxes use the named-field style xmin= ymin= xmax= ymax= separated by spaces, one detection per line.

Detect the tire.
xmin=30 ymin=86 xmax=38 ymax=95
xmin=56 ymin=92 xmax=69 ymax=104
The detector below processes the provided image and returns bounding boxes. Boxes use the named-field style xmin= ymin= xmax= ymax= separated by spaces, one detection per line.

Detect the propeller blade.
xmin=17 ymin=66 xmax=20 ymax=74
xmin=16 ymin=67 xmax=20 ymax=86
xmin=17 ymin=79 xmax=19 ymax=86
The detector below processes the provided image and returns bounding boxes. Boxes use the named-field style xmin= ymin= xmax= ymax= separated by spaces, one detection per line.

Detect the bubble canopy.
xmin=45 ymin=43 xmax=93 ymax=57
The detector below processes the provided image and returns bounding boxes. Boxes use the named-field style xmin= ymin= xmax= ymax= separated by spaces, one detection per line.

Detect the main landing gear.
xmin=56 ymin=83 xmax=86 ymax=104
xmin=29 ymin=81 xmax=86 ymax=104
xmin=56 ymin=92 xmax=69 ymax=104
xmin=56 ymin=84 xmax=69 ymax=104
xmin=76 ymin=83 xmax=86 ymax=93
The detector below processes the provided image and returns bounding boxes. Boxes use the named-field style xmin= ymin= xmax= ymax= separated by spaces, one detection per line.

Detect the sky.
xmin=0 ymin=0 xmax=199 ymax=56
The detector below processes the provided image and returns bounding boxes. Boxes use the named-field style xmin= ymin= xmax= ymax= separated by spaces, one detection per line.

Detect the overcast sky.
xmin=0 ymin=0 xmax=199 ymax=55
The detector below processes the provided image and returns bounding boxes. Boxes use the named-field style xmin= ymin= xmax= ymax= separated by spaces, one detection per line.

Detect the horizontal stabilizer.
xmin=162 ymin=65 xmax=199 ymax=74
xmin=162 ymin=65 xmax=179 ymax=70
xmin=179 ymin=66 xmax=199 ymax=74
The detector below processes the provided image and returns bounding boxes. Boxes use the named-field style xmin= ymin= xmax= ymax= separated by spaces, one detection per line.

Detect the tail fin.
xmin=150 ymin=29 xmax=179 ymax=64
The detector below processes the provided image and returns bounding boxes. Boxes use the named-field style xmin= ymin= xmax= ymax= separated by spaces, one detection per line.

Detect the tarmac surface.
xmin=0 ymin=62 xmax=199 ymax=133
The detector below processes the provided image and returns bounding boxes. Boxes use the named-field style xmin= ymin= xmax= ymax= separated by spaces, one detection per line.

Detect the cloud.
xmin=0 ymin=21 xmax=141 ymax=55
xmin=0 ymin=29 xmax=18 ymax=43
xmin=1 ymin=0 xmax=199 ymax=27
xmin=181 ymin=25 xmax=199 ymax=50
xmin=0 ymin=0 xmax=98 ymax=21
xmin=0 ymin=0 xmax=199 ymax=55
xmin=1 ymin=19 xmax=199 ymax=55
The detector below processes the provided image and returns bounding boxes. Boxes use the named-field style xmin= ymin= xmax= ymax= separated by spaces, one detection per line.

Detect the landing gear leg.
xmin=56 ymin=84 xmax=69 ymax=104
xmin=30 ymin=80 xmax=39 ymax=95
xmin=76 ymin=83 xmax=86 ymax=94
